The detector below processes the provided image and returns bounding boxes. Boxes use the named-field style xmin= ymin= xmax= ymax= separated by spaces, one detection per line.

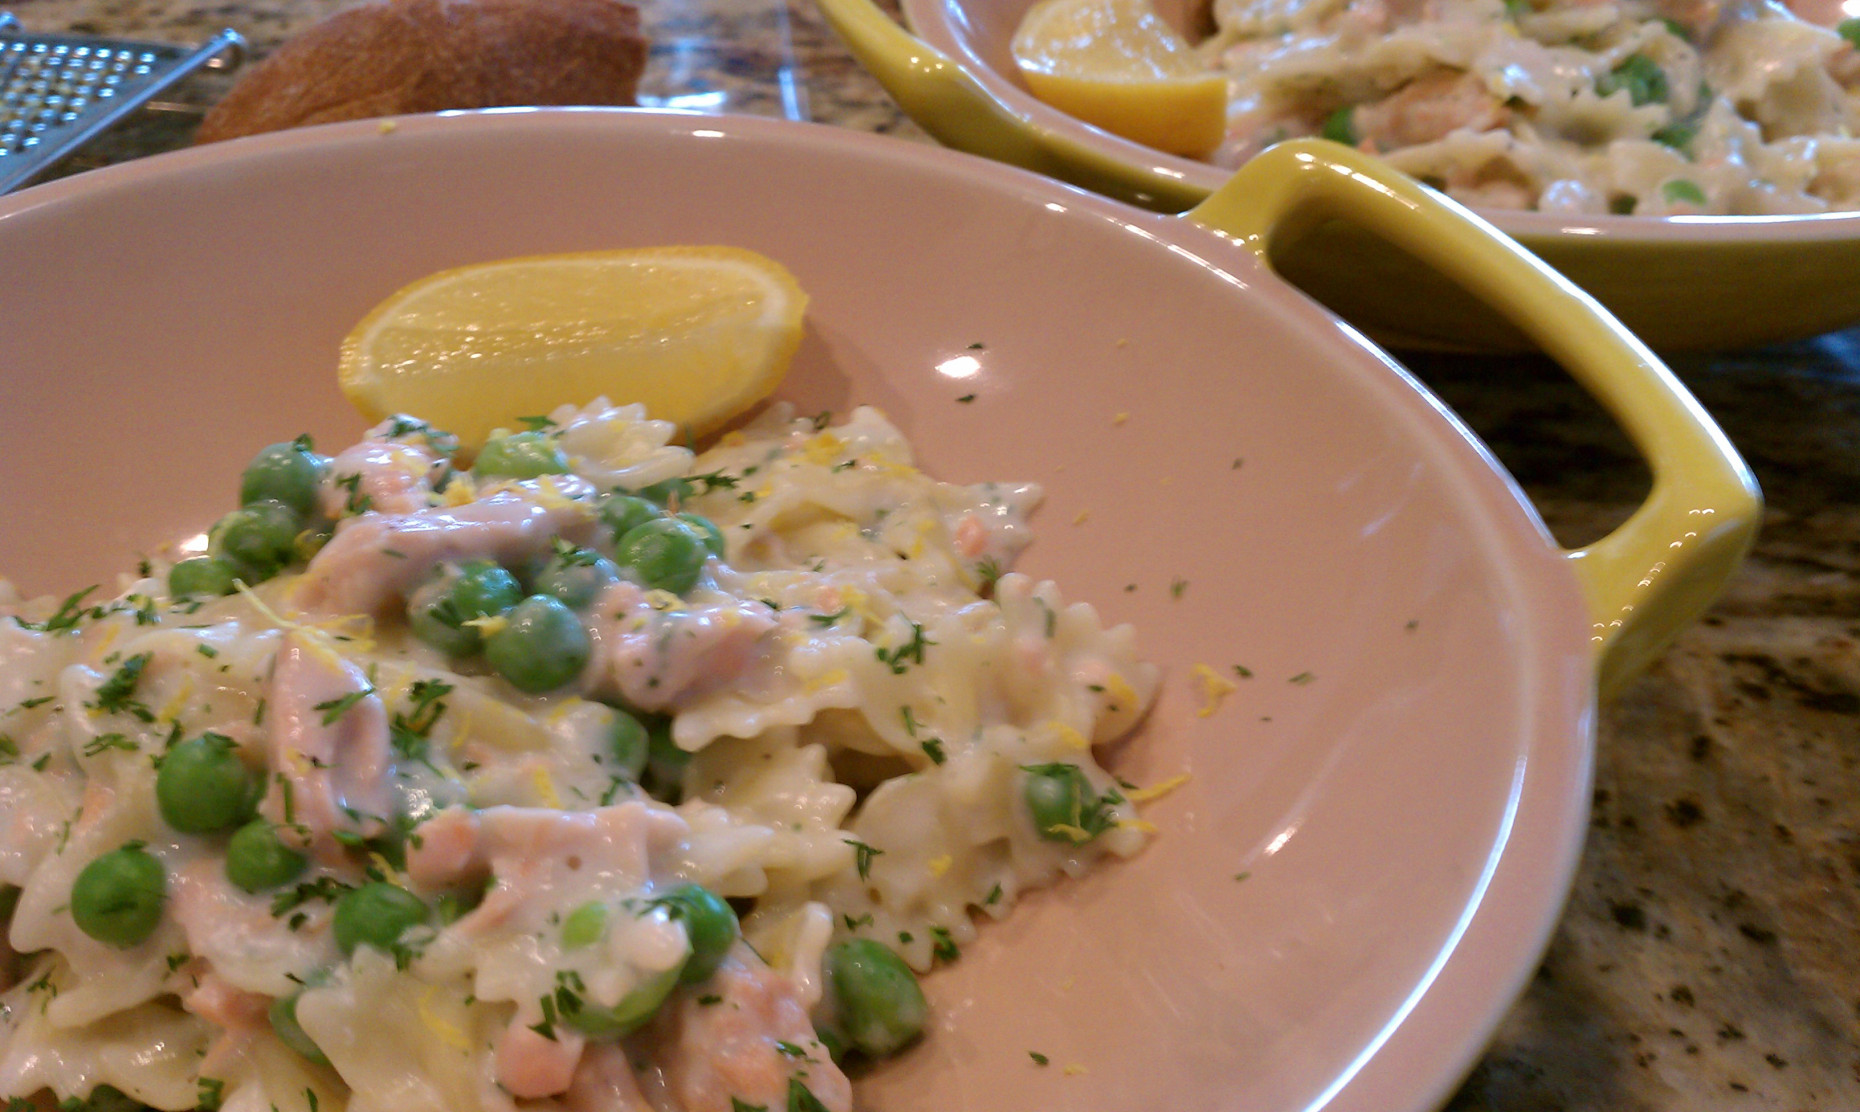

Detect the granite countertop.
xmin=6 ymin=1 xmax=1858 ymax=1107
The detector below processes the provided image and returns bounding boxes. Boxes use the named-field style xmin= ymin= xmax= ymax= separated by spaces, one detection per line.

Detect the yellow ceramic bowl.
xmin=0 ymin=112 xmax=1755 ymax=1112
xmin=817 ymin=0 xmax=1860 ymax=351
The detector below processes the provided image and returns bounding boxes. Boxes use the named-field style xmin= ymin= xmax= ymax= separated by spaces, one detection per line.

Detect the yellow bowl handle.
xmin=1189 ymin=141 xmax=1760 ymax=696
xmin=811 ymin=0 xmax=1205 ymax=209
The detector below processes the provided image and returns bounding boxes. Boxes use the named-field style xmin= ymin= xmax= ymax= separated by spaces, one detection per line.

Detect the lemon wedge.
xmin=338 ymin=245 xmax=808 ymax=446
xmin=1011 ymin=0 xmax=1227 ymax=159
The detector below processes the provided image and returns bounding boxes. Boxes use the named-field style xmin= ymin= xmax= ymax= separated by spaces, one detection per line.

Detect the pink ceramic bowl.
xmin=0 ymin=110 xmax=1755 ymax=1112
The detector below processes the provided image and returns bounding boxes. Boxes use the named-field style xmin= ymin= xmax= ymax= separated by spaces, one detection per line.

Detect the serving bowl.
xmin=815 ymin=0 xmax=1860 ymax=351
xmin=0 ymin=110 xmax=1756 ymax=1112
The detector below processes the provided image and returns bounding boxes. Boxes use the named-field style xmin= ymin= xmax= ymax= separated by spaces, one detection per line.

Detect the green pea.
xmin=474 ymin=432 xmax=569 ymax=479
xmin=241 ymin=439 xmax=329 ymax=517
xmin=1022 ymin=763 xmax=1107 ymax=845
xmin=598 ymin=493 xmax=661 ymax=545
xmin=1321 ymin=105 xmax=1357 ymax=146
xmin=72 ymin=844 xmax=166 ymax=947
xmin=225 ymin=820 xmax=307 ymax=892
xmin=156 ymin=734 xmax=257 ymax=834
xmin=639 ymin=714 xmax=686 ymax=803
xmin=332 ymin=881 xmax=427 ymax=955
xmin=1842 ymin=15 xmax=1860 ymax=48
xmin=1597 ymin=53 xmax=1668 ymax=106
xmin=533 ymin=546 xmax=620 ymax=609
xmin=616 ymin=518 xmax=711 ymax=595
xmin=562 ymin=901 xmax=609 ymax=949
xmin=210 ymin=500 xmax=302 ymax=579
xmin=657 ymin=883 xmax=738 ymax=984
xmin=602 ymin=706 xmax=651 ymax=782
xmin=561 ymin=963 xmax=683 ymax=1039
xmin=268 ymin=991 xmax=329 ymax=1065
xmin=825 ymin=939 xmax=926 ymax=1058
xmin=484 ymin=595 xmax=591 ymax=693
xmin=407 ymin=560 xmax=523 ymax=656
xmin=677 ymin=513 xmax=726 ymax=559
xmin=169 ymin=556 xmax=238 ymax=599
xmin=632 ymin=478 xmax=693 ymax=506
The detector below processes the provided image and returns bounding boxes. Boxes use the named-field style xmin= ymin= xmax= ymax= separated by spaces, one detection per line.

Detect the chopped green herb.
xmin=956 ymin=394 xmax=976 ymax=404
xmin=809 ymin=606 xmax=850 ymax=626
xmin=930 ymin=926 xmax=959 ymax=962
xmin=731 ymin=1100 xmax=768 ymax=1112
xmin=313 ymin=686 xmax=375 ymax=727
xmin=81 ymin=733 xmax=136 ymax=757
xmin=1233 ymin=664 xmax=1253 ymax=679
xmin=787 ymin=1078 xmax=830 ymax=1112
xmin=848 ymin=839 xmax=883 ymax=880
xmin=1170 ymin=578 xmax=1188 ymax=599
xmin=92 ymin=653 xmax=154 ymax=721
xmin=21 ymin=586 xmax=98 ymax=634
xmin=983 ymin=883 xmax=1003 ymax=906
xmin=517 ymin=415 xmax=558 ymax=431
xmin=1289 ymin=672 xmax=1315 ymax=685
xmin=1030 ymin=1051 xmax=1050 ymax=1066
xmin=874 ymin=621 xmax=933 ymax=674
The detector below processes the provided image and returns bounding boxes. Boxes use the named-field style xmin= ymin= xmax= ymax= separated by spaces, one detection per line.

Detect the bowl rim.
xmin=908 ymin=0 xmax=1860 ymax=241
xmin=0 ymin=106 xmax=1599 ymax=1112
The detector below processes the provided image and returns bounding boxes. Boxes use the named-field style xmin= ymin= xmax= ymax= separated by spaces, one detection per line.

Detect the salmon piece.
xmin=647 ymin=953 xmax=852 ymax=1112
xmin=496 ymin=1020 xmax=587 ymax=1098
xmin=590 ymin=582 xmax=778 ymax=712
xmin=260 ymin=630 xmax=393 ymax=852
xmin=1355 ymin=71 xmax=1509 ymax=149
xmin=294 ymin=490 xmax=594 ymax=618
xmin=324 ymin=439 xmax=442 ymax=518
xmin=563 ymin=1042 xmax=654 ymax=1112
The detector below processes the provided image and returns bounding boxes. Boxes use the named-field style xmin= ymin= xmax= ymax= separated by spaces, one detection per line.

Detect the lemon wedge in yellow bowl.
xmin=1010 ymin=0 xmax=1227 ymax=159
xmin=339 ymin=245 xmax=808 ymax=446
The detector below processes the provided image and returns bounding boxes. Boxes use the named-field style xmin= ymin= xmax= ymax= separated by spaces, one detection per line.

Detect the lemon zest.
xmin=928 ymin=854 xmax=953 ymax=877
xmin=156 ymin=675 xmax=195 ymax=724
xmin=805 ymin=668 xmax=850 ymax=693
xmin=1053 ymin=722 xmax=1091 ymax=751
xmin=1124 ymin=772 xmax=1190 ymax=803
xmin=531 ymin=765 xmax=563 ymax=810
xmin=1191 ymin=663 xmax=1237 ymax=718
xmin=417 ymin=986 xmax=472 ymax=1053
xmin=461 ymin=614 xmax=508 ymax=638
xmin=87 ymin=623 xmax=122 ymax=665
xmin=802 ymin=433 xmax=845 ymax=467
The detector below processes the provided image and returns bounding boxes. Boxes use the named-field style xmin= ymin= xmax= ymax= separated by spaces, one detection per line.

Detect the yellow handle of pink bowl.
xmin=1190 ymin=141 xmax=1760 ymax=696
xmin=812 ymin=0 xmax=1206 ymax=210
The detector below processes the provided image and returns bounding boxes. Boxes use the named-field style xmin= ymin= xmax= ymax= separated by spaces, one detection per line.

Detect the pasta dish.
xmin=0 ymin=401 xmax=1158 ymax=1112
xmin=1202 ymin=0 xmax=1860 ymax=215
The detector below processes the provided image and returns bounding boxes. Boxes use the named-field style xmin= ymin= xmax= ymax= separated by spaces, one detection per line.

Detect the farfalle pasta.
xmin=0 ymin=400 xmax=1157 ymax=1112
xmin=1202 ymin=0 xmax=1860 ymax=215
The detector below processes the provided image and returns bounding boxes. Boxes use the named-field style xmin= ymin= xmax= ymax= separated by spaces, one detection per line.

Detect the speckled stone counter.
xmin=6 ymin=1 xmax=1858 ymax=1107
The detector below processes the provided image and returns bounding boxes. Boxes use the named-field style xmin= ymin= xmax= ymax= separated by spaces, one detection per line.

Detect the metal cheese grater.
xmin=0 ymin=12 xmax=244 ymax=193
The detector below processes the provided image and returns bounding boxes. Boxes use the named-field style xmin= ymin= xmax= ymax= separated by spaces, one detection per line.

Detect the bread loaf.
xmin=195 ymin=0 xmax=648 ymax=144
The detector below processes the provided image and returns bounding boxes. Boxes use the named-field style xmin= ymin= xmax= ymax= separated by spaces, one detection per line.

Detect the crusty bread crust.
xmin=195 ymin=0 xmax=647 ymax=144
